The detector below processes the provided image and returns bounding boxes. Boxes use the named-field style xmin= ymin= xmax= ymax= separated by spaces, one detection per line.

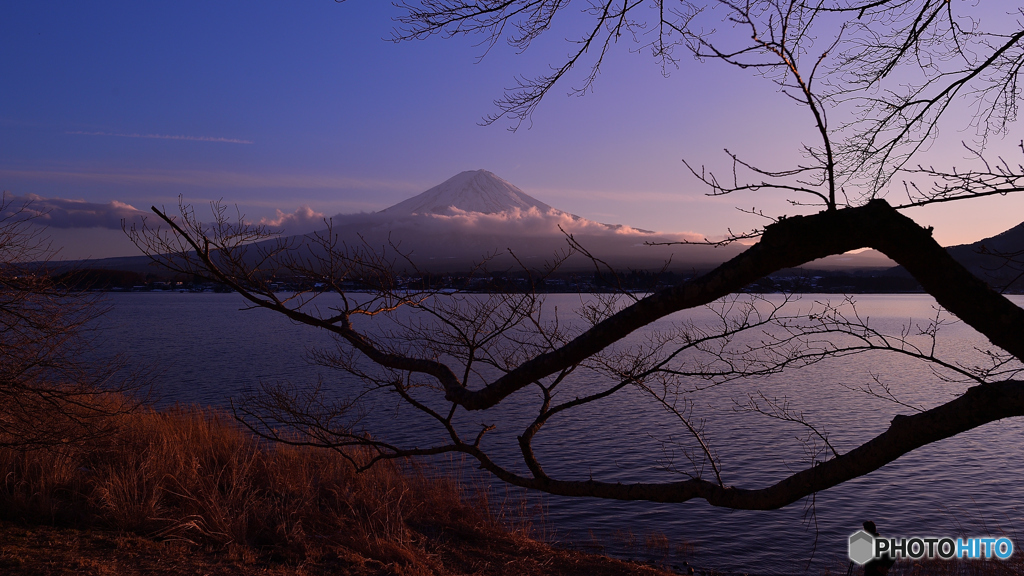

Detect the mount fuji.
xmin=310 ymin=169 xmax=733 ymax=271
xmin=313 ymin=169 xmax=900 ymax=272
xmin=375 ymin=169 xmax=657 ymax=234
xmin=379 ymin=170 xmax=558 ymax=217
xmin=80 ymin=170 xmax=901 ymax=276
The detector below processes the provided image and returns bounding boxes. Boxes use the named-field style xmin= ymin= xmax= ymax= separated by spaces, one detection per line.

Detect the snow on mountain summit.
xmin=379 ymin=170 xmax=556 ymax=216
xmin=370 ymin=169 xmax=696 ymax=241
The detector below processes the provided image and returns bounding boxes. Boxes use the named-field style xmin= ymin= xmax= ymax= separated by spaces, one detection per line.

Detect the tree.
xmin=0 ymin=195 xmax=140 ymax=449
xmin=130 ymin=0 xmax=1024 ymax=511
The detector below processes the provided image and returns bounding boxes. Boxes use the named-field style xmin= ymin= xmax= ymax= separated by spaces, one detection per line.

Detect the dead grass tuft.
xmin=0 ymin=403 xmax=680 ymax=575
xmin=0 ymin=405 xmax=510 ymax=569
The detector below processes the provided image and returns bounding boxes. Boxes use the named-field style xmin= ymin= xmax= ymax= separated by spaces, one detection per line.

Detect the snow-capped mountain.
xmin=75 ymin=169 xmax=913 ymax=275
xmin=350 ymin=169 xmax=733 ymax=270
xmin=80 ymin=169 xmax=729 ymax=274
xmin=378 ymin=170 xmax=558 ymax=217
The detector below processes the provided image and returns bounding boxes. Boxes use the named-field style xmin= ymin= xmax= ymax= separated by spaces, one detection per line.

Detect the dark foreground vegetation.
xmin=0 ymin=399 xmax=689 ymax=576
xmin=2 ymin=401 xmax=1022 ymax=576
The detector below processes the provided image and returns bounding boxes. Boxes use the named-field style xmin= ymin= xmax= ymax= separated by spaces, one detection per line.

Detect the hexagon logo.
xmin=849 ymin=530 xmax=875 ymax=565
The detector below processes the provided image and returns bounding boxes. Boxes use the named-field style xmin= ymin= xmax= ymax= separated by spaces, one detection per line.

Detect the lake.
xmin=94 ymin=292 xmax=1024 ymax=575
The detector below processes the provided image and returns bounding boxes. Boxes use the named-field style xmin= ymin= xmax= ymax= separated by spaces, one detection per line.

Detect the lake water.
xmin=95 ymin=292 xmax=1024 ymax=575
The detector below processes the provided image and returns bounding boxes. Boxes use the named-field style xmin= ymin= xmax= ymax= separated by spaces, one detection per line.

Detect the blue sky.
xmin=2 ymin=1 xmax=1022 ymax=258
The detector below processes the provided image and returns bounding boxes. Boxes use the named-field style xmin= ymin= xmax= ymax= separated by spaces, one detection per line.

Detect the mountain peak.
xmin=380 ymin=170 xmax=554 ymax=216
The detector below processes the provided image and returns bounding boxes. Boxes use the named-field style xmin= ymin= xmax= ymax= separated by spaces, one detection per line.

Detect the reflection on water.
xmin=97 ymin=292 xmax=1024 ymax=575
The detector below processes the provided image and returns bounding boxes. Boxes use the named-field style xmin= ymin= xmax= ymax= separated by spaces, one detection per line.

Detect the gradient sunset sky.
xmin=2 ymin=1 xmax=1022 ymax=259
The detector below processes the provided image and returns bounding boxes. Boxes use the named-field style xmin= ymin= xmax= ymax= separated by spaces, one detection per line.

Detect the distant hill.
xmin=946 ymin=221 xmax=1024 ymax=291
xmin=801 ymin=249 xmax=896 ymax=270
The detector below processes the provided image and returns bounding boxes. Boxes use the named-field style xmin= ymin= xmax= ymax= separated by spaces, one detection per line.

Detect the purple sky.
xmin=2 ymin=1 xmax=1022 ymax=259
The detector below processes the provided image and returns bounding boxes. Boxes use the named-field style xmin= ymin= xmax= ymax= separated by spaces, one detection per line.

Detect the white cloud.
xmin=257 ymin=205 xmax=327 ymax=234
xmin=400 ymin=206 xmax=707 ymax=242
xmin=3 ymin=194 xmax=149 ymax=229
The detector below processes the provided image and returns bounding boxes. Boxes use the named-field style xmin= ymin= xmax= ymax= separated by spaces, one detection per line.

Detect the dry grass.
xmin=0 ymin=404 xmax=680 ymax=575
